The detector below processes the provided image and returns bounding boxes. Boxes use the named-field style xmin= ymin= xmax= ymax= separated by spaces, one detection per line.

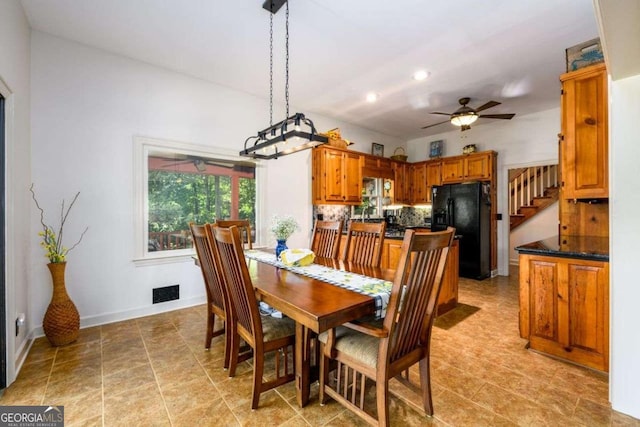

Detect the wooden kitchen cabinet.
xmin=464 ymin=151 xmax=493 ymax=181
xmin=519 ymin=253 xmax=609 ymax=371
xmin=435 ymin=238 xmax=459 ymax=315
xmin=392 ymin=161 xmax=411 ymax=205
xmin=560 ymin=63 xmax=608 ymax=199
xmin=311 ymin=146 xmax=362 ymax=205
xmin=411 ymin=162 xmax=428 ymax=204
xmin=380 ymin=237 xmax=403 ymax=270
xmin=362 ymin=154 xmax=394 ymax=180
xmin=380 ymin=235 xmax=458 ymax=316
xmin=441 ymin=151 xmax=494 ymax=184
xmin=440 ymin=157 xmax=464 ymax=183
xmin=426 ymin=160 xmax=442 ymax=202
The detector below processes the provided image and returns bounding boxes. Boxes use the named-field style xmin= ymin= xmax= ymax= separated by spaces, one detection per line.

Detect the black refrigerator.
xmin=431 ymin=182 xmax=491 ymax=280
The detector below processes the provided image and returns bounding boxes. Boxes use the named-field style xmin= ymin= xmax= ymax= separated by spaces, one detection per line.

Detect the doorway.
xmin=0 ymin=93 xmax=6 ymax=389
xmin=500 ymin=160 xmax=559 ymax=276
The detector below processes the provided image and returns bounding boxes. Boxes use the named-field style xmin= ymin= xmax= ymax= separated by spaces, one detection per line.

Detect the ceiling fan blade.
xmin=430 ymin=112 xmax=452 ymax=116
xmin=421 ymin=120 xmax=451 ymax=129
xmin=479 ymin=113 xmax=515 ymax=120
xmin=162 ymin=159 xmax=193 ymax=166
xmin=475 ymin=101 xmax=501 ymax=112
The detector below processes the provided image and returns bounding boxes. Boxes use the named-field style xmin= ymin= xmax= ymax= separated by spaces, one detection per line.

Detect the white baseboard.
xmin=29 ymin=295 xmax=207 ymax=338
xmin=13 ymin=331 xmax=35 ymax=382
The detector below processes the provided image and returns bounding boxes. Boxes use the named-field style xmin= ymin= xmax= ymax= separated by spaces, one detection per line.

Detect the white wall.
xmin=0 ymin=0 xmax=32 ymax=383
xmin=508 ymin=203 xmax=558 ymax=264
xmin=406 ymin=108 xmax=560 ymax=275
xmin=29 ymin=32 xmax=404 ymax=331
xmin=609 ymin=74 xmax=640 ymax=418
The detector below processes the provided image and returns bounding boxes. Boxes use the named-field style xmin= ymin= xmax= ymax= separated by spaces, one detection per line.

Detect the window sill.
xmin=133 ymin=252 xmax=196 ymax=267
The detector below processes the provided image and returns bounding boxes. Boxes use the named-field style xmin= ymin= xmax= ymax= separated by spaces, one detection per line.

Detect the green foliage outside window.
xmin=148 ymin=169 xmax=255 ymax=251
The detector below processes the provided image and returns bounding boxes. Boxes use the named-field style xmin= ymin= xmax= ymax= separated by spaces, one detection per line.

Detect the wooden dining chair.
xmin=215 ymin=219 xmax=253 ymax=249
xmin=310 ymin=219 xmax=343 ymax=259
xmin=189 ymin=223 xmax=232 ymax=368
xmin=319 ymin=227 xmax=455 ymax=426
xmin=341 ymin=221 xmax=387 ymax=267
xmin=212 ymin=225 xmax=296 ymax=409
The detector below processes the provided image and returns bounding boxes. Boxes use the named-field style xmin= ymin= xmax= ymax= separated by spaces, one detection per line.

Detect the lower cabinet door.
xmin=519 ymin=254 xmax=609 ymax=372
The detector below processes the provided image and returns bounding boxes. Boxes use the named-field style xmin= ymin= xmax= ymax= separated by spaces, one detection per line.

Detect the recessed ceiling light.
xmin=366 ymin=92 xmax=378 ymax=103
xmin=413 ymin=70 xmax=429 ymax=81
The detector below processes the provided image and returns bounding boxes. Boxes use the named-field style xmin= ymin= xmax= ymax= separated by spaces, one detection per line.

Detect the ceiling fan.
xmin=421 ymin=97 xmax=515 ymax=131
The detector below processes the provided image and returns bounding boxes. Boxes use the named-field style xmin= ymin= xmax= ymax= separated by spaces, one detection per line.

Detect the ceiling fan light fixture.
xmin=241 ymin=0 xmax=327 ymax=160
xmin=193 ymin=159 xmax=207 ymax=172
xmin=413 ymin=70 xmax=429 ymax=81
xmin=451 ymin=112 xmax=478 ymax=127
xmin=366 ymin=92 xmax=378 ymax=103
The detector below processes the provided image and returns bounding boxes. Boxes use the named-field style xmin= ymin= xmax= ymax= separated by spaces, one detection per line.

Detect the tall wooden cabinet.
xmin=411 ymin=162 xmax=429 ymax=204
xmin=425 ymin=160 xmax=441 ymax=203
xmin=560 ymin=63 xmax=608 ymax=200
xmin=392 ymin=161 xmax=411 ymax=205
xmin=519 ymin=253 xmax=609 ymax=372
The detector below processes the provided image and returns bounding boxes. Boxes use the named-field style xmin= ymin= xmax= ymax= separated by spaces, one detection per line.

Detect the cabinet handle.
xmin=564 ymin=346 xmax=573 ymax=353
xmin=585 ymin=117 xmax=596 ymax=125
xmin=557 ymin=293 xmax=563 ymax=299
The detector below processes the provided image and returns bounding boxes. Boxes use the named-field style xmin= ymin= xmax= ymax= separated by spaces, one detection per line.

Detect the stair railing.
xmin=509 ymin=165 xmax=558 ymax=215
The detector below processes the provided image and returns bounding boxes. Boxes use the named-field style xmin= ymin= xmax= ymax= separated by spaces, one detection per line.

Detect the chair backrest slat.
xmin=311 ymin=220 xmax=343 ymax=259
xmin=190 ymin=223 xmax=227 ymax=313
xmin=380 ymin=228 xmax=455 ymax=364
xmin=212 ymin=225 xmax=263 ymax=345
xmin=216 ymin=220 xmax=253 ymax=249
xmin=342 ymin=221 xmax=386 ymax=267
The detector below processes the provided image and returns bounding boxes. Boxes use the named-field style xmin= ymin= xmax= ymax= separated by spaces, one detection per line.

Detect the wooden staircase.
xmin=509 ymin=165 xmax=559 ymax=230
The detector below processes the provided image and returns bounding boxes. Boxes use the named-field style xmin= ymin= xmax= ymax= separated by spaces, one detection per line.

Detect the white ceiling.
xmin=20 ymin=0 xmax=599 ymax=139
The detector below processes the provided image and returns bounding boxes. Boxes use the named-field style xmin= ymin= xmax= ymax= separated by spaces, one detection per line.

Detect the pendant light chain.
xmin=269 ymin=11 xmax=274 ymax=127
xmin=285 ymin=0 xmax=290 ymax=118
xmin=241 ymin=0 xmax=327 ymax=160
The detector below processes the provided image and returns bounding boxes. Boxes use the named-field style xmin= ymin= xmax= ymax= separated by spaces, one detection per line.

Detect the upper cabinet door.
xmin=441 ymin=158 xmax=464 ymax=183
xmin=464 ymin=152 xmax=492 ymax=180
xmin=323 ymin=149 xmax=346 ymax=202
xmin=560 ymin=63 xmax=608 ymax=199
xmin=426 ymin=160 xmax=442 ymax=203
xmin=343 ymin=152 xmax=363 ymax=203
xmin=411 ymin=162 xmax=428 ymax=204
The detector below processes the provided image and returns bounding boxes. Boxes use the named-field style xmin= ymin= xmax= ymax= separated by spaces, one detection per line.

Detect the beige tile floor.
xmin=1 ymin=269 xmax=639 ymax=426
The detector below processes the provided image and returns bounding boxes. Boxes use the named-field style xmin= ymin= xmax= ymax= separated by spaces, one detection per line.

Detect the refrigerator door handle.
xmin=447 ymin=198 xmax=454 ymax=227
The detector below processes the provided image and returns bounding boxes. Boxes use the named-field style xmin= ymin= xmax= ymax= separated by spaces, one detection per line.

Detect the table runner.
xmin=245 ymin=249 xmax=392 ymax=318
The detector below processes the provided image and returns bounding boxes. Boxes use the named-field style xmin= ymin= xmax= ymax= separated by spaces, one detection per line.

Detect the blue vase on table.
xmin=275 ymin=239 xmax=288 ymax=260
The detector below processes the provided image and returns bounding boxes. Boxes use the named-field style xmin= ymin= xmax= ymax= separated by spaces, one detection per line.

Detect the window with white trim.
xmin=134 ymin=137 xmax=258 ymax=262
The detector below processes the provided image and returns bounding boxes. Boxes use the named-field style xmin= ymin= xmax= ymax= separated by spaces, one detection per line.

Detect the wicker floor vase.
xmin=43 ymin=262 xmax=80 ymax=346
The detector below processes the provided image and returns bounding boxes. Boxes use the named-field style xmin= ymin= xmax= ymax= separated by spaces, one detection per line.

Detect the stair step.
xmin=518 ymin=206 xmax=539 ymax=213
xmin=510 ymin=215 xmax=527 ymax=228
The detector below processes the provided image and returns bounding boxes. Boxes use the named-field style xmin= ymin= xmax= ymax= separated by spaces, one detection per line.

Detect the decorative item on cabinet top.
xmin=566 ymin=38 xmax=604 ymax=72
xmin=429 ymin=140 xmax=443 ymax=158
xmin=322 ymin=128 xmax=353 ymax=150
xmin=390 ymin=147 xmax=407 ymax=161
xmin=372 ymin=143 xmax=385 ymax=157
xmin=462 ymin=144 xmax=477 ymax=154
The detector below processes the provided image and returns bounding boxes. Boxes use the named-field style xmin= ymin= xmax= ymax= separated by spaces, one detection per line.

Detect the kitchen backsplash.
xmin=313 ymin=205 xmax=431 ymax=227
xmin=313 ymin=205 xmax=351 ymax=224
xmin=397 ymin=206 xmax=432 ymax=226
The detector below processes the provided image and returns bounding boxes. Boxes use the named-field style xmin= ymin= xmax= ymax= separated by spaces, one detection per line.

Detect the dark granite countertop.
xmin=516 ymin=235 xmax=609 ymax=261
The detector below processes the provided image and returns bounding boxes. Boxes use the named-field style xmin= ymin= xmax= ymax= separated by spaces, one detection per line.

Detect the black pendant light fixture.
xmin=240 ymin=0 xmax=327 ymax=160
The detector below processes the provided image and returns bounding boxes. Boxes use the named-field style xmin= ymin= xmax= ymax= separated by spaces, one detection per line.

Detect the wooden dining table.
xmin=246 ymin=255 xmax=395 ymax=407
